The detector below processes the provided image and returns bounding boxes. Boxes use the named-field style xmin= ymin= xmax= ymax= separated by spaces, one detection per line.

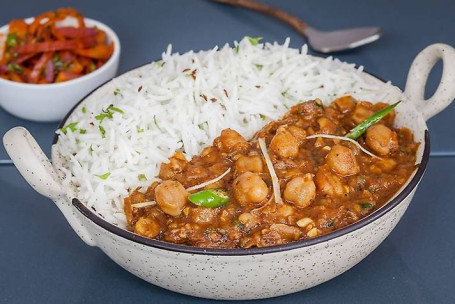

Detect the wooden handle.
xmin=215 ymin=0 xmax=309 ymax=37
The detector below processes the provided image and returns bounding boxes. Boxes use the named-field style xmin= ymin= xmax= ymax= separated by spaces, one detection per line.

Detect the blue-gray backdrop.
xmin=0 ymin=1 xmax=454 ymax=303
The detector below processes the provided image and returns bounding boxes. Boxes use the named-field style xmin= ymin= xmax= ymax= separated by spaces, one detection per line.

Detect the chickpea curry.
xmin=124 ymin=96 xmax=419 ymax=248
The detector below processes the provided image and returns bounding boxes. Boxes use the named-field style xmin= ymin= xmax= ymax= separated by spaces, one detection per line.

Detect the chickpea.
xmin=326 ymin=145 xmax=360 ymax=176
xmin=317 ymin=117 xmax=337 ymax=134
xmin=159 ymin=151 xmax=187 ymax=179
xmin=154 ymin=180 xmax=188 ymax=216
xmin=214 ymin=129 xmax=249 ymax=153
xmin=315 ymin=166 xmax=348 ymax=197
xmin=134 ymin=217 xmax=162 ymax=238
xmin=287 ymin=125 xmax=306 ymax=144
xmin=235 ymin=155 xmax=264 ymax=174
xmin=365 ymin=124 xmax=399 ymax=156
xmin=283 ymin=173 xmax=316 ymax=208
xmin=233 ymin=172 xmax=269 ymax=206
xmin=351 ymin=101 xmax=374 ymax=124
xmin=270 ymin=126 xmax=299 ymax=158
xmin=333 ymin=95 xmax=356 ymax=113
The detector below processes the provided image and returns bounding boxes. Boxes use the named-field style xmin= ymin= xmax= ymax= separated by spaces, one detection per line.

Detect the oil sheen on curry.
xmin=124 ymin=96 xmax=419 ymax=248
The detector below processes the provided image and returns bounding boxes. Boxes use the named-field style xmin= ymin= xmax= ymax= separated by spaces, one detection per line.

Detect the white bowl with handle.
xmin=3 ymin=43 xmax=455 ymax=300
xmin=0 ymin=17 xmax=120 ymax=122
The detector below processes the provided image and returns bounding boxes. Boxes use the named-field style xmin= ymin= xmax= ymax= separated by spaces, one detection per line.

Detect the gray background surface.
xmin=0 ymin=0 xmax=454 ymax=303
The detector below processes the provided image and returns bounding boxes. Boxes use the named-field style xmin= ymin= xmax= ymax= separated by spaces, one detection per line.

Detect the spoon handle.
xmin=214 ymin=0 xmax=309 ymax=37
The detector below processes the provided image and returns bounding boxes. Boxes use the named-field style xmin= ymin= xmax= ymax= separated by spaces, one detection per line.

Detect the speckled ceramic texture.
xmin=3 ymin=43 xmax=455 ymax=300
xmin=72 ymin=190 xmax=415 ymax=300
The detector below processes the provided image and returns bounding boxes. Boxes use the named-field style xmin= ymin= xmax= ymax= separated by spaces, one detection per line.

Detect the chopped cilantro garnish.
xmin=96 ymin=105 xmax=124 ymax=122
xmin=6 ymin=33 xmax=17 ymax=48
xmin=138 ymin=174 xmax=147 ymax=181
xmin=246 ymin=36 xmax=263 ymax=46
xmin=60 ymin=122 xmax=78 ymax=135
xmin=95 ymin=172 xmax=111 ymax=180
xmin=107 ymin=105 xmax=124 ymax=113
xmin=255 ymin=64 xmax=263 ymax=70
xmin=79 ymin=129 xmax=86 ymax=134
xmin=259 ymin=114 xmax=266 ymax=120
xmin=89 ymin=62 xmax=96 ymax=72
xmin=281 ymin=89 xmax=288 ymax=97
xmin=113 ymin=88 xmax=121 ymax=96
xmin=137 ymin=128 xmax=144 ymax=133
xmin=53 ymin=54 xmax=69 ymax=71
xmin=234 ymin=45 xmax=239 ymax=53
xmin=99 ymin=125 xmax=106 ymax=138
xmin=360 ymin=202 xmax=373 ymax=210
xmin=81 ymin=106 xmax=86 ymax=113
xmin=155 ymin=61 xmax=163 ymax=68
xmin=7 ymin=62 xmax=23 ymax=74
xmin=95 ymin=112 xmax=112 ymax=122
xmin=89 ymin=145 xmax=94 ymax=153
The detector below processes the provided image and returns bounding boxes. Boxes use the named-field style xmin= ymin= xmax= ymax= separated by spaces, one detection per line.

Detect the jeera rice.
xmin=53 ymin=37 xmax=395 ymax=227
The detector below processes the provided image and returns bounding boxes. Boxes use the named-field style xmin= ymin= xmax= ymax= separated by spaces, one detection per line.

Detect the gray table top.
xmin=1 ymin=1 xmax=454 ymax=303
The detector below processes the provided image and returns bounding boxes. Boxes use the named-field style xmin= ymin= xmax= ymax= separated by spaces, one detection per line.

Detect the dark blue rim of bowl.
xmin=53 ymin=62 xmax=431 ymax=256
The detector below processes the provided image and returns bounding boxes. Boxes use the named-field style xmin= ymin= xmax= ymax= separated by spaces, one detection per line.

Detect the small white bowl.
xmin=0 ymin=17 xmax=120 ymax=122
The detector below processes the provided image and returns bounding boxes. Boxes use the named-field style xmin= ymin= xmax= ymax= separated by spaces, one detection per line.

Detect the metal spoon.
xmin=214 ymin=0 xmax=382 ymax=53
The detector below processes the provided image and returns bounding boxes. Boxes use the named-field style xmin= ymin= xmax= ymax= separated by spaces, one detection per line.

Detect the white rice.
xmin=53 ymin=37 xmax=396 ymax=227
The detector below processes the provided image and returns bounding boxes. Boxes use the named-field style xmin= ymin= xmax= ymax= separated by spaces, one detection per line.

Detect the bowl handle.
xmin=404 ymin=43 xmax=455 ymax=121
xmin=3 ymin=127 xmax=96 ymax=246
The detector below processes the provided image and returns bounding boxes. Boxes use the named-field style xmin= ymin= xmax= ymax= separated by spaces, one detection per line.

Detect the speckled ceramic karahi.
xmin=4 ymin=43 xmax=455 ymax=300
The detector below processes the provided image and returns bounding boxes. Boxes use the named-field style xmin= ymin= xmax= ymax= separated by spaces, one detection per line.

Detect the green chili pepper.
xmin=346 ymin=101 xmax=401 ymax=139
xmin=188 ymin=189 xmax=230 ymax=208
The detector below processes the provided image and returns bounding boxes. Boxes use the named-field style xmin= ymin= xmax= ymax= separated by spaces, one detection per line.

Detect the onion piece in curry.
xmin=124 ymin=96 xmax=419 ymax=248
